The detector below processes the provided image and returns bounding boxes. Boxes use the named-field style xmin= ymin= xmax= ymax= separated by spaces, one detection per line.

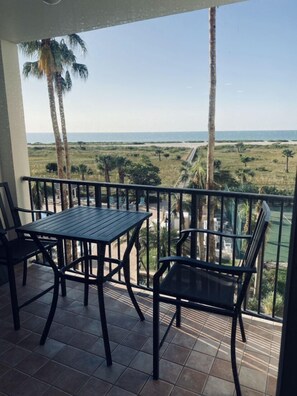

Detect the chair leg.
xmin=57 ymin=241 xmax=66 ymax=297
xmin=97 ymin=281 xmax=112 ymax=366
xmin=7 ymin=263 xmax=20 ymax=330
xmin=176 ymin=298 xmax=181 ymax=327
xmin=153 ymin=291 xmax=160 ymax=380
xmin=231 ymin=315 xmax=241 ymax=396
xmin=238 ymin=311 xmax=246 ymax=343
xmin=22 ymin=259 xmax=28 ymax=286
xmin=40 ymin=273 xmax=60 ymax=345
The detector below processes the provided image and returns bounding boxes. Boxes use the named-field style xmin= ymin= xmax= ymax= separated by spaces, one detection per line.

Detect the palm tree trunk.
xmin=198 ymin=198 xmax=206 ymax=260
xmin=105 ymin=169 xmax=110 ymax=183
xmin=207 ymin=7 xmax=217 ymax=262
xmin=46 ymin=75 xmax=64 ymax=180
xmin=57 ymin=75 xmax=71 ymax=179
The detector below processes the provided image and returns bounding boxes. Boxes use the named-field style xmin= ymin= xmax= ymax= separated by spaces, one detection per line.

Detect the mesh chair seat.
xmin=159 ymin=262 xmax=237 ymax=310
xmin=0 ymin=238 xmax=55 ymax=264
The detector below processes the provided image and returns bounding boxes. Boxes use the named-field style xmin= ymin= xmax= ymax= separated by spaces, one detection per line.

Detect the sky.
xmin=18 ymin=0 xmax=297 ymax=134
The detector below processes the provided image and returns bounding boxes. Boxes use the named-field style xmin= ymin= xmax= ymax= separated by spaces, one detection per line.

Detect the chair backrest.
xmin=236 ymin=201 xmax=270 ymax=308
xmin=0 ymin=182 xmax=21 ymax=233
xmin=241 ymin=201 xmax=270 ymax=270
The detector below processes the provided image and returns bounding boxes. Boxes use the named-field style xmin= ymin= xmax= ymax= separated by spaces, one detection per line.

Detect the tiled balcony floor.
xmin=0 ymin=264 xmax=281 ymax=396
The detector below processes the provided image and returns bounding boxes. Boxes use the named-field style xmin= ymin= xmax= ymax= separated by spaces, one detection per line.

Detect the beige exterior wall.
xmin=0 ymin=40 xmax=30 ymax=208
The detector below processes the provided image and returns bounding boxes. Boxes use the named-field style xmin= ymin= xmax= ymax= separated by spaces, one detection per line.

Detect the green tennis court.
xmin=265 ymin=206 xmax=292 ymax=263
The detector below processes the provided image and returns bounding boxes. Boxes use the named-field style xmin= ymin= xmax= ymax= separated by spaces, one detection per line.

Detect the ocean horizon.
xmin=26 ymin=130 xmax=297 ymax=144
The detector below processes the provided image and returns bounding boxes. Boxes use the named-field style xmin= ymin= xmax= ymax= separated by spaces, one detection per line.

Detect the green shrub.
xmin=262 ymin=292 xmax=284 ymax=317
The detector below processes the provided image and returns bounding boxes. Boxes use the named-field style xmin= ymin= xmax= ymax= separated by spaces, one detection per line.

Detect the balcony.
xmin=0 ymin=258 xmax=281 ymax=395
xmin=0 ymin=176 xmax=289 ymax=395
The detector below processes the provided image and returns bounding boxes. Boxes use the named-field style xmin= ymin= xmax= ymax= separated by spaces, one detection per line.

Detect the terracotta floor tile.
xmin=112 ymin=344 xmax=138 ymax=366
xmin=159 ymin=358 xmax=183 ymax=384
xmin=176 ymin=367 xmax=207 ymax=394
xmin=116 ymin=367 xmax=149 ymax=394
xmin=51 ymin=365 xmax=89 ymax=394
xmin=185 ymin=350 xmax=214 ymax=374
xmin=0 ymin=368 xmax=29 ymax=394
xmin=13 ymin=376 xmax=50 ymax=396
xmin=193 ymin=337 xmax=220 ymax=357
xmin=0 ymin=345 xmax=31 ymax=367
xmin=107 ymin=385 xmax=136 ymax=395
xmin=139 ymin=377 xmax=173 ymax=396
xmin=239 ymin=365 xmax=267 ymax=393
xmin=93 ymin=361 xmax=126 ymax=384
xmin=162 ymin=343 xmax=191 ymax=365
xmin=210 ymin=357 xmax=234 ymax=382
xmin=170 ymin=386 xmax=201 ymax=396
xmin=16 ymin=352 xmax=48 ymax=375
xmin=53 ymin=344 xmax=103 ymax=375
xmin=43 ymin=387 xmax=72 ymax=396
xmin=203 ymin=375 xmax=235 ymax=396
xmin=77 ymin=377 xmax=112 ymax=396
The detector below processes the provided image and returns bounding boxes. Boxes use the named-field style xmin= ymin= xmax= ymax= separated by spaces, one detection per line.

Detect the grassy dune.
xmin=28 ymin=141 xmax=297 ymax=193
xmin=28 ymin=143 xmax=190 ymax=187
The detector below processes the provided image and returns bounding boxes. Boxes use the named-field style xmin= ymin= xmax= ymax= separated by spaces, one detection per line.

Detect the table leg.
xmin=122 ymin=223 xmax=145 ymax=321
xmin=97 ymin=243 xmax=112 ymax=366
xmin=83 ymin=241 xmax=89 ymax=306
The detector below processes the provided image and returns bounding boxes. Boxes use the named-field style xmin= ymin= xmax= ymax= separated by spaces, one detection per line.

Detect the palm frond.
xmin=72 ymin=63 xmax=88 ymax=80
xmin=19 ymin=41 xmax=41 ymax=57
xmin=67 ymin=34 xmax=87 ymax=54
xmin=23 ymin=61 xmax=43 ymax=79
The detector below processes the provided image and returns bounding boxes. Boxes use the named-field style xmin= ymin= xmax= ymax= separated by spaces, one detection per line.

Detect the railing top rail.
xmin=23 ymin=176 xmax=294 ymax=203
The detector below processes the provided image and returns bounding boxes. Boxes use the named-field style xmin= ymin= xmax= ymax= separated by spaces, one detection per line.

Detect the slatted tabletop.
xmin=18 ymin=206 xmax=151 ymax=244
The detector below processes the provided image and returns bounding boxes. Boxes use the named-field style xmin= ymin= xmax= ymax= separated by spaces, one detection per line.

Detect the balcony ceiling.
xmin=0 ymin=0 xmax=244 ymax=44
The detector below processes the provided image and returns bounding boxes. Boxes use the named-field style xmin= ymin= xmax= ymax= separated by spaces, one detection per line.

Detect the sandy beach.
xmin=140 ymin=140 xmax=297 ymax=148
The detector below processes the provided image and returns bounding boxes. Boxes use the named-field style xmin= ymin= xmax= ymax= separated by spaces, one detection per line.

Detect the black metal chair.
xmin=0 ymin=182 xmax=56 ymax=330
xmin=153 ymin=201 xmax=270 ymax=396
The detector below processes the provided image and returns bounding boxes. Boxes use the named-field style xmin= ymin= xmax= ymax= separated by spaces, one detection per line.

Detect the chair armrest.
xmin=153 ymin=260 xmax=171 ymax=285
xmin=15 ymin=207 xmax=54 ymax=216
xmin=180 ymin=228 xmax=252 ymax=240
xmin=159 ymin=256 xmax=256 ymax=275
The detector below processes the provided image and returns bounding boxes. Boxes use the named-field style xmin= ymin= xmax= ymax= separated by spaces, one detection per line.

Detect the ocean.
xmin=26 ymin=130 xmax=297 ymax=144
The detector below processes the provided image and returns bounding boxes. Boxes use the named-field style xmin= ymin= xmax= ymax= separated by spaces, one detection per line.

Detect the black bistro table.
xmin=18 ymin=206 xmax=151 ymax=365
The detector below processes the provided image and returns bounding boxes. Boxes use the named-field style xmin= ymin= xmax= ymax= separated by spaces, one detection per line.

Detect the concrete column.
xmin=0 ymin=39 xmax=30 ymax=208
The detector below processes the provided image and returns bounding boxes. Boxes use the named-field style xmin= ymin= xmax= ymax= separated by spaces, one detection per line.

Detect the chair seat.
xmin=0 ymin=238 xmax=56 ymax=265
xmin=159 ymin=263 xmax=237 ymax=310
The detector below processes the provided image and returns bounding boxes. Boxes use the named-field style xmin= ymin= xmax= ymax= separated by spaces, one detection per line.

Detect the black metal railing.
xmin=23 ymin=176 xmax=294 ymax=322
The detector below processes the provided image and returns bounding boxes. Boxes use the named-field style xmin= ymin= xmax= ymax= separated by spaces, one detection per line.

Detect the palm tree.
xmin=95 ymin=155 xmax=116 ymax=182
xmin=20 ymin=35 xmax=88 ymax=180
xmin=189 ymin=158 xmax=207 ymax=260
xmin=207 ymin=7 xmax=216 ymax=192
xmin=240 ymin=155 xmax=254 ymax=167
xmin=155 ymin=148 xmax=163 ymax=161
xmin=21 ymin=39 xmax=65 ymax=179
xmin=282 ymin=149 xmax=295 ymax=173
xmin=54 ymin=35 xmax=88 ymax=179
xmin=114 ymin=156 xmax=131 ymax=184
xmin=71 ymin=163 xmax=93 ymax=180
xmin=206 ymin=7 xmax=217 ymax=262
xmin=235 ymin=168 xmax=255 ymax=186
